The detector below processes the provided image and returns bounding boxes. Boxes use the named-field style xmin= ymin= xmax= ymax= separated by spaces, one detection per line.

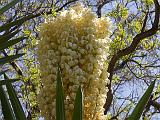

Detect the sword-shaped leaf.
xmin=56 ymin=66 xmax=66 ymax=120
xmin=0 ymin=37 xmax=26 ymax=50
xmin=4 ymin=74 xmax=27 ymax=120
xmin=0 ymin=53 xmax=25 ymax=65
xmin=0 ymin=79 xmax=19 ymax=85
xmin=0 ymin=0 xmax=21 ymax=15
xmin=0 ymin=29 xmax=21 ymax=44
xmin=128 ymin=80 xmax=156 ymax=120
xmin=0 ymin=14 xmax=32 ymax=32
xmin=72 ymin=86 xmax=83 ymax=120
xmin=0 ymin=86 xmax=16 ymax=120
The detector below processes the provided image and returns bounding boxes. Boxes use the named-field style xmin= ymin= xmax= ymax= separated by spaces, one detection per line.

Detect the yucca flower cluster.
xmin=37 ymin=4 xmax=111 ymax=120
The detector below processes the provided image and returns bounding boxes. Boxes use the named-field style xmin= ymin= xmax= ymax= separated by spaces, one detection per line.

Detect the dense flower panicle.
xmin=37 ymin=4 xmax=111 ymax=120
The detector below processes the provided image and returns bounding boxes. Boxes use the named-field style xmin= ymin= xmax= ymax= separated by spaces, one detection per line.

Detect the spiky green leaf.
xmin=56 ymin=66 xmax=66 ymax=120
xmin=0 ymin=0 xmax=21 ymax=15
xmin=4 ymin=74 xmax=27 ymax=120
xmin=72 ymin=86 xmax=83 ymax=120
xmin=0 ymin=79 xmax=19 ymax=85
xmin=0 ymin=53 xmax=25 ymax=65
xmin=0 ymin=29 xmax=21 ymax=44
xmin=0 ymin=37 xmax=26 ymax=50
xmin=128 ymin=80 xmax=156 ymax=120
xmin=0 ymin=86 xmax=16 ymax=120
xmin=0 ymin=14 xmax=33 ymax=32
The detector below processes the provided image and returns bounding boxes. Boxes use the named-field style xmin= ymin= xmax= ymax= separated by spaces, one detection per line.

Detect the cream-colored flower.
xmin=38 ymin=3 xmax=111 ymax=120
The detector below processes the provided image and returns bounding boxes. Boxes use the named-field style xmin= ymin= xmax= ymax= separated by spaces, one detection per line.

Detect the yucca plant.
xmin=37 ymin=3 xmax=156 ymax=120
xmin=0 ymin=0 xmax=27 ymax=119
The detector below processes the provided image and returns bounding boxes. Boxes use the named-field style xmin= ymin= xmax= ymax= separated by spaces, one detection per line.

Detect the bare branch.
xmin=96 ymin=0 xmax=115 ymax=18
xmin=141 ymin=12 xmax=149 ymax=32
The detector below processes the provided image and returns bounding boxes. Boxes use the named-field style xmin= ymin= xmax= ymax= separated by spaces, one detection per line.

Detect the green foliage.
xmin=21 ymin=33 xmax=40 ymax=119
xmin=112 ymin=74 xmax=120 ymax=84
xmin=143 ymin=0 xmax=154 ymax=5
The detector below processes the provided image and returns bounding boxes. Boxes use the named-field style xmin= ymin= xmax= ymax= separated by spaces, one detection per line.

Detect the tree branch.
xmin=141 ymin=12 xmax=149 ymax=32
xmin=96 ymin=0 xmax=115 ymax=18
xmin=104 ymin=0 xmax=160 ymax=114
xmin=150 ymin=100 xmax=160 ymax=111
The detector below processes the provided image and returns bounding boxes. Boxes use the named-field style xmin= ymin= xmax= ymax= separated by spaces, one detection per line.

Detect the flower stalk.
xmin=37 ymin=4 xmax=111 ymax=120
